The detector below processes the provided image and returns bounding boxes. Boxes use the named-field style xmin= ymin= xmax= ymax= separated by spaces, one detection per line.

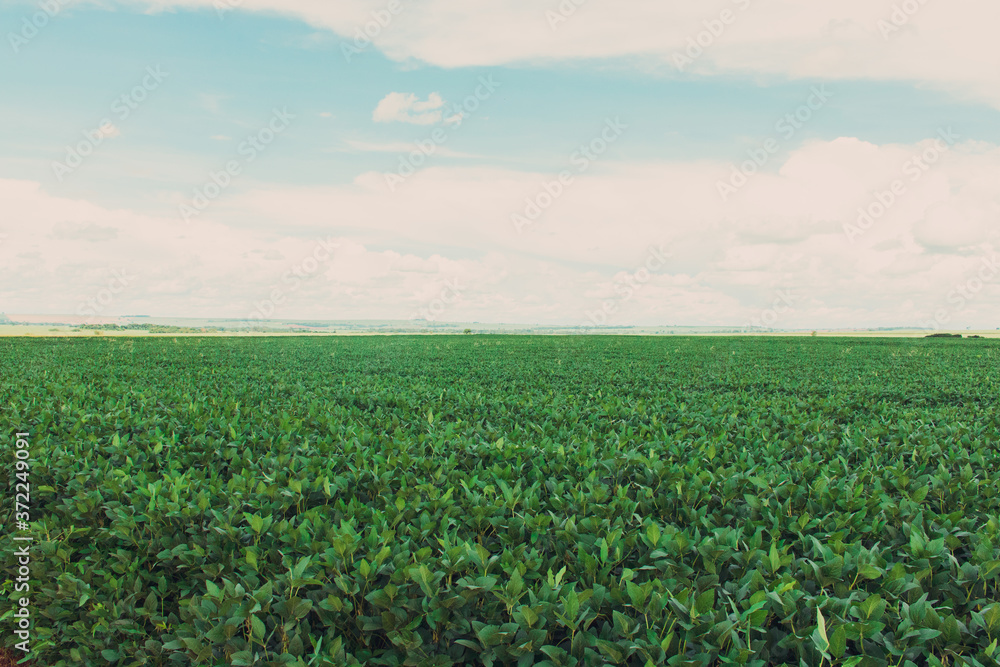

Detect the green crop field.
xmin=2 ymin=336 xmax=999 ymax=667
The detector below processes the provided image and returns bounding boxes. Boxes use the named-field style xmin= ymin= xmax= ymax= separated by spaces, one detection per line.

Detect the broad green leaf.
xmin=830 ymin=624 xmax=847 ymax=658
xmin=646 ymin=522 xmax=661 ymax=547
xmin=695 ymin=589 xmax=714 ymax=616
xmin=595 ymin=638 xmax=626 ymax=663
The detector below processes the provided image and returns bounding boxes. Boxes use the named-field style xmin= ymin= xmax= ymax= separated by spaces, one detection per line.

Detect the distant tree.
xmin=464 ymin=329 xmax=473 ymax=334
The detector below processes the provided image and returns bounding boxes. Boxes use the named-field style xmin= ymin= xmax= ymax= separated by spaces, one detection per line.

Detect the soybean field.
xmin=1 ymin=335 xmax=999 ymax=667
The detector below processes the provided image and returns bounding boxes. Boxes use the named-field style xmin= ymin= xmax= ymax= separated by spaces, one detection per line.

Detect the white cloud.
xmin=914 ymin=202 xmax=995 ymax=249
xmin=373 ymin=92 xmax=445 ymax=125
xmin=5 ymin=134 xmax=1000 ymax=328
xmin=98 ymin=123 xmax=122 ymax=139
xmin=117 ymin=0 xmax=1000 ymax=109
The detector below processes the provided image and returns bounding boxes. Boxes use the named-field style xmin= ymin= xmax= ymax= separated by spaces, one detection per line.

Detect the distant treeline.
xmin=925 ymin=332 xmax=985 ymax=339
xmin=77 ymin=323 xmax=226 ymax=334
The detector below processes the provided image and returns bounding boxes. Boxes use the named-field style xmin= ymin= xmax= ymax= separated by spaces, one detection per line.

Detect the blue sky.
xmin=2 ymin=0 xmax=1000 ymax=328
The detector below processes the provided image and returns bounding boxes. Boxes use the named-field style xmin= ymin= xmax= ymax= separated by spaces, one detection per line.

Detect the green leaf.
xmin=646 ymin=523 xmax=661 ymax=547
xmin=812 ymin=607 xmax=830 ymax=653
xmin=613 ymin=610 xmax=633 ymax=636
xmin=626 ymin=582 xmax=646 ymax=609
xmin=563 ymin=587 xmax=580 ymax=620
xmin=926 ymin=537 xmax=945 ymax=556
xmin=982 ymin=604 xmax=1000 ymax=632
xmin=769 ymin=542 xmax=781 ymax=573
xmin=540 ymin=645 xmax=568 ymax=661
xmin=253 ymin=580 xmax=273 ymax=603
xmin=595 ymin=638 xmax=626 ymax=663
xmin=230 ymin=650 xmax=254 ymax=666
xmin=251 ymin=614 xmax=266 ymax=638
xmin=695 ymin=589 xmax=715 ymax=615
xmin=475 ymin=624 xmax=501 ymax=646
xmin=292 ymin=555 xmax=311 ymax=580
xmin=830 ymin=624 xmax=847 ymax=658
xmin=455 ymin=639 xmax=482 ymax=652
xmin=508 ymin=567 xmax=524 ymax=597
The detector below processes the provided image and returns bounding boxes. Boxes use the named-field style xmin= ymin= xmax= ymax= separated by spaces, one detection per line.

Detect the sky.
xmin=1 ymin=0 xmax=999 ymax=329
